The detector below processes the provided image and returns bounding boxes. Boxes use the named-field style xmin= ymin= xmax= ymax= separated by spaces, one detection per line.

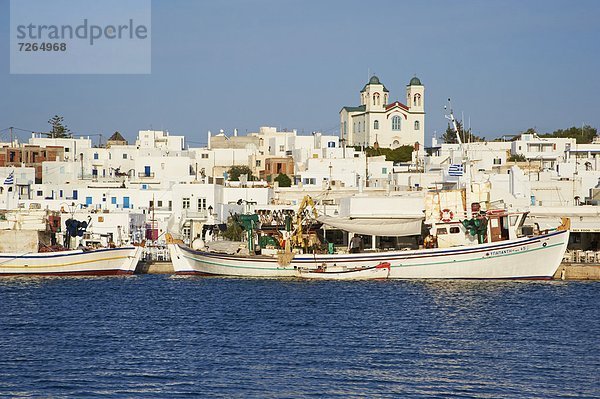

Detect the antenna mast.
xmin=444 ymin=98 xmax=462 ymax=145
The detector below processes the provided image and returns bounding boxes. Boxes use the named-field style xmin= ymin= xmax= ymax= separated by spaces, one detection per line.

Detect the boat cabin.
xmin=430 ymin=209 xmax=529 ymax=249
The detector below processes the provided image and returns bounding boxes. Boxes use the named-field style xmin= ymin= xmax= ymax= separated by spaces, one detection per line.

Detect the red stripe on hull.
xmin=0 ymin=269 xmax=134 ymax=277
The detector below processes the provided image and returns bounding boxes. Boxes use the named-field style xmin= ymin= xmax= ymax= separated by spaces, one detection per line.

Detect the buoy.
xmin=440 ymin=209 xmax=454 ymax=223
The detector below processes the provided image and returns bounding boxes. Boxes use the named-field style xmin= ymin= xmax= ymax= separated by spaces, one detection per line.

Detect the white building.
xmin=136 ymin=130 xmax=185 ymax=151
xmin=510 ymin=133 xmax=574 ymax=169
xmin=340 ymin=75 xmax=425 ymax=149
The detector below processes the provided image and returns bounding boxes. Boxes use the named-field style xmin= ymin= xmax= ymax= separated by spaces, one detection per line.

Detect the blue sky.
xmin=1 ymin=0 xmax=599 ymax=146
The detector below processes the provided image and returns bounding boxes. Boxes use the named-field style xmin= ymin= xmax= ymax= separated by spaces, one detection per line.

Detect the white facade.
xmin=29 ymin=134 xmax=93 ymax=161
xmin=511 ymin=133 xmax=575 ymax=168
xmin=340 ymin=75 xmax=425 ymax=149
xmin=427 ymin=141 xmax=511 ymax=172
xmin=136 ymin=130 xmax=185 ymax=151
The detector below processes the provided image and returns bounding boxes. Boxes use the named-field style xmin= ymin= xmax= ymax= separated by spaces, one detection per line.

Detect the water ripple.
xmin=0 ymin=277 xmax=598 ymax=398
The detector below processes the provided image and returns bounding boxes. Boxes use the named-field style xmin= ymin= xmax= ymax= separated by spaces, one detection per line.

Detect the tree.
xmin=508 ymin=153 xmax=526 ymax=162
xmin=441 ymin=120 xmax=483 ymax=144
xmin=227 ymin=165 xmax=255 ymax=181
xmin=48 ymin=115 xmax=71 ymax=138
xmin=539 ymin=125 xmax=597 ymax=144
xmin=274 ymin=173 xmax=292 ymax=187
xmin=365 ymin=145 xmax=414 ymax=163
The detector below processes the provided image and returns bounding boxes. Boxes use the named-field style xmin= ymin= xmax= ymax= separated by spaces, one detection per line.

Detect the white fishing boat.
xmin=0 ymin=209 xmax=143 ymax=276
xmin=298 ymin=262 xmax=391 ymax=280
xmin=0 ymin=246 xmax=143 ymax=276
xmin=169 ymin=227 xmax=568 ymax=279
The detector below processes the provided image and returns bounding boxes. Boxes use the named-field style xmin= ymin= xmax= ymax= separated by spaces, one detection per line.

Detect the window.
xmin=437 ymin=228 xmax=448 ymax=235
xmin=93 ymin=153 xmax=98 ymax=160
xmin=449 ymin=227 xmax=460 ymax=234
xmin=382 ymin=167 xmax=387 ymax=174
xmin=327 ymin=141 xmax=336 ymax=148
xmin=493 ymin=158 xmax=502 ymax=165
xmin=279 ymin=145 xmax=285 ymax=152
xmin=123 ymin=153 xmax=128 ymax=159
xmin=256 ymin=160 xmax=261 ymax=167
xmin=157 ymin=200 xmax=163 ymax=207
xmin=86 ymin=197 xmax=92 ymax=205
xmin=343 ymin=121 xmax=346 ymax=135
xmin=413 ymin=93 xmax=421 ymax=107
xmin=65 ymin=147 xmax=70 ymax=152
xmin=182 ymin=197 xmax=190 ymax=209
xmin=392 ymin=115 xmax=401 ymax=131
xmin=197 ymin=197 xmax=206 ymax=211
xmin=373 ymin=93 xmax=380 ymax=106
xmin=37 ymin=190 xmax=43 ymax=196
xmin=414 ymin=120 xmax=420 ymax=130
xmin=111 ymin=197 xmax=117 ymax=204
xmin=201 ymin=153 xmax=209 ymax=159
xmin=374 ymin=120 xmax=379 ymax=130
xmin=393 ymin=140 xmax=400 ymax=146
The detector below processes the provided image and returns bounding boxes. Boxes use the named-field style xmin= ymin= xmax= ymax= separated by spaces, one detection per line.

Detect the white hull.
xmin=169 ymin=230 xmax=569 ymax=279
xmin=298 ymin=265 xmax=390 ymax=280
xmin=0 ymin=246 xmax=143 ymax=276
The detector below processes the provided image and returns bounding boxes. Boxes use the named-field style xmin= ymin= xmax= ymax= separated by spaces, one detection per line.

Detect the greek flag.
xmin=3 ymin=171 xmax=14 ymax=185
xmin=448 ymin=164 xmax=464 ymax=177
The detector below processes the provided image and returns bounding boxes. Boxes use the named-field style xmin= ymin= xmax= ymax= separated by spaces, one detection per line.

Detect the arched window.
xmin=374 ymin=120 xmax=379 ymax=130
xmin=413 ymin=93 xmax=421 ymax=107
xmin=373 ymin=93 xmax=380 ymax=106
xmin=343 ymin=121 xmax=346 ymax=135
xmin=384 ymin=94 xmax=388 ymax=104
xmin=414 ymin=121 xmax=420 ymax=130
xmin=392 ymin=115 xmax=401 ymax=131
xmin=393 ymin=140 xmax=400 ymax=146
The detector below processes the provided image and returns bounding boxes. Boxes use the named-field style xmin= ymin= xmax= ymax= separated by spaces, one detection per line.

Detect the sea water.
xmin=0 ymin=276 xmax=598 ymax=398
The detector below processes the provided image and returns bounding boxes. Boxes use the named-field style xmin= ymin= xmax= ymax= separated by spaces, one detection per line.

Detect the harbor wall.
xmin=554 ymin=263 xmax=600 ymax=280
xmin=136 ymin=261 xmax=174 ymax=274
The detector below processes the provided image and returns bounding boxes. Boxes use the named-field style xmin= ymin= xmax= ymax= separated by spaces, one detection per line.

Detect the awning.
xmin=317 ymin=216 xmax=422 ymax=236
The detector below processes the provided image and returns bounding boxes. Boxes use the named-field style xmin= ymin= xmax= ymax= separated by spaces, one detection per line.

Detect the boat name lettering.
xmin=485 ymin=246 xmax=527 ymax=257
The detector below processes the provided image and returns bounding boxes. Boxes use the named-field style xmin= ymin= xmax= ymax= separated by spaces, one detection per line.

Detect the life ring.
xmin=440 ymin=209 xmax=454 ymax=223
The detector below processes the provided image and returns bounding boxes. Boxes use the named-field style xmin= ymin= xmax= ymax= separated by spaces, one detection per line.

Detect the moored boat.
xmin=298 ymin=262 xmax=391 ymax=280
xmin=0 ymin=209 xmax=143 ymax=276
xmin=169 ymin=229 xmax=568 ymax=279
xmin=0 ymin=246 xmax=143 ymax=276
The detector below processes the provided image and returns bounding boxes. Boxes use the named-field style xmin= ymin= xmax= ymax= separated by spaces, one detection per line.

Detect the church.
xmin=340 ymin=75 xmax=425 ymax=149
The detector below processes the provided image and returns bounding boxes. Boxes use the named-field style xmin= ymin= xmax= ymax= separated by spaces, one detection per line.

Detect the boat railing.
xmin=143 ymin=245 xmax=171 ymax=262
xmin=562 ymin=249 xmax=600 ymax=264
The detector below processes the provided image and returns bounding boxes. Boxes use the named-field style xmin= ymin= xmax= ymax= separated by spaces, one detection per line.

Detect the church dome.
xmin=409 ymin=76 xmax=422 ymax=86
xmin=369 ymin=75 xmax=381 ymax=84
